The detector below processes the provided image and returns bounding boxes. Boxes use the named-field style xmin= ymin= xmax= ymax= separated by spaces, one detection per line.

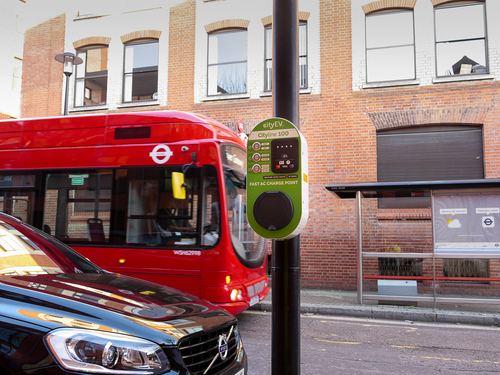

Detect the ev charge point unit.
xmin=247 ymin=118 xmax=309 ymax=239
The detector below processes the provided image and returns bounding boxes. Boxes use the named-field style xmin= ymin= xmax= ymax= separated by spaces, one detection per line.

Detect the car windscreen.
xmin=0 ymin=219 xmax=102 ymax=275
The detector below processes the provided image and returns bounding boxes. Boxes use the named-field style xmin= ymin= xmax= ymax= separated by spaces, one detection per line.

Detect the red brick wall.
xmin=192 ymin=0 xmax=500 ymax=295
xmin=21 ymin=14 xmax=66 ymax=118
xmin=18 ymin=1 xmax=500 ymax=295
xmin=168 ymin=0 xmax=196 ymax=112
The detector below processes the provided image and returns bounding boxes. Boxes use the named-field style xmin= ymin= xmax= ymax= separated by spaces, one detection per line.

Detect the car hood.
xmin=0 ymin=273 xmax=235 ymax=345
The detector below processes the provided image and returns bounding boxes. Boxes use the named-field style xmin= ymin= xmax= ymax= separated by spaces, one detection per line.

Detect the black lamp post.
xmin=55 ymin=52 xmax=83 ymax=116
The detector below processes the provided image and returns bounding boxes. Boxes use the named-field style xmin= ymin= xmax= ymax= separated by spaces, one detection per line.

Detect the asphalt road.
xmin=238 ymin=310 xmax=500 ymax=374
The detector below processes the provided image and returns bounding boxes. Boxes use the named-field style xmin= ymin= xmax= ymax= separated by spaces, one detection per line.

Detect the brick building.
xmin=19 ymin=0 xmax=500 ymax=295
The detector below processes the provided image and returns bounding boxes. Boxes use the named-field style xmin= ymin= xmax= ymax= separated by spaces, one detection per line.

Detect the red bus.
xmin=0 ymin=111 xmax=269 ymax=315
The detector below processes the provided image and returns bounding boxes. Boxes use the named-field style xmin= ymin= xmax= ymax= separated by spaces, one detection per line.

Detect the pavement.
xmin=248 ymin=288 xmax=500 ymax=327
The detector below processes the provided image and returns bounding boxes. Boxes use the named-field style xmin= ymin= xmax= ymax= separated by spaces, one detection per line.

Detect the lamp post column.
xmin=63 ymin=71 xmax=71 ymax=116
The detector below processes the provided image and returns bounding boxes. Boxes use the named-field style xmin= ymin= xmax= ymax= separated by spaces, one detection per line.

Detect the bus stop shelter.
xmin=326 ymin=179 xmax=500 ymax=308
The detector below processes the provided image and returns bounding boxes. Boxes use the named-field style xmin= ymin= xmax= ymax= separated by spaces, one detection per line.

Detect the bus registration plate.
xmin=250 ymin=295 xmax=259 ymax=306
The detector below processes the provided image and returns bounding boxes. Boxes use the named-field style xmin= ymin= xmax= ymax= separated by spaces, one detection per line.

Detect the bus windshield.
xmin=221 ymin=145 xmax=268 ymax=269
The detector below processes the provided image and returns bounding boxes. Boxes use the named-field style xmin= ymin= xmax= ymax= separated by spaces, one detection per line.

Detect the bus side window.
xmin=44 ymin=171 xmax=112 ymax=243
xmin=126 ymin=177 xmax=160 ymax=245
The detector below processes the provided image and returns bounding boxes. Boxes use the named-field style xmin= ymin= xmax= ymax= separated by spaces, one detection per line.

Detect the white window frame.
xmin=264 ymin=23 xmax=308 ymax=92
xmin=123 ymin=39 xmax=159 ymax=103
xmin=207 ymin=29 xmax=248 ymax=96
xmin=365 ymin=9 xmax=415 ymax=83
xmin=74 ymin=45 xmax=108 ymax=107
xmin=434 ymin=1 xmax=487 ymax=77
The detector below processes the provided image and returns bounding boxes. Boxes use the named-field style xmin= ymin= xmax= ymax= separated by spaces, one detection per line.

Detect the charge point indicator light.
xmin=252 ymin=142 xmax=262 ymax=151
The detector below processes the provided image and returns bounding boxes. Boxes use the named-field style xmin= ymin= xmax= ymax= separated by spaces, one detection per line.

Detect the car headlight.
xmin=45 ymin=328 xmax=171 ymax=374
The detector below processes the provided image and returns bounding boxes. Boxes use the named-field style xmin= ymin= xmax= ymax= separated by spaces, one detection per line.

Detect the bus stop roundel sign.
xmin=247 ymin=118 xmax=309 ymax=239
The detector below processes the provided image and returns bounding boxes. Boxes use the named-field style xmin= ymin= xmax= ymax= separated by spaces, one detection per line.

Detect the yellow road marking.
xmin=314 ymin=338 xmax=362 ymax=345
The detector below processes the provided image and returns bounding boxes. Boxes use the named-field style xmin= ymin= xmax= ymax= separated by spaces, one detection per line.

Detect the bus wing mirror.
xmin=172 ymin=172 xmax=186 ymax=199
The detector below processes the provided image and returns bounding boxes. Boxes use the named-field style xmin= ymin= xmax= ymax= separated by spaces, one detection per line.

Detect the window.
xmin=208 ymin=29 xmax=247 ymax=95
xmin=42 ymin=167 xmax=220 ymax=249
xmin=366 ymin=9 xmax=415 ymax=83
xmin=376 ymin=125 xmax=484 ymax=209
xmin=123 ymin=40 xmax=159 ymax=102
xmin=221 ymin=145 xmax=267 ymax=269
xmin=443 ymin=259 xmax=489 ymax=280
xmin=435 ymin=1 xmax=487 ymax=76
xmin=75 ymin=46 xmax=108 ymax=106
xmin=264 ymin=27 xmax=272 ymax=92
xmin=299 ymin=23 xmax=308 ymax=89
xmin=12 ymin=57 xmax=22 ymax=92
xmin=379 ymin=258 xmax=423 ymax=278
xmin=264 ymin=23 xmax=308 ymax=92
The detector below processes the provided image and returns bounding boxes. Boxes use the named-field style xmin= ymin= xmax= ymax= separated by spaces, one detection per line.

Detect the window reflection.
xmin=123 ymin=40 xmax=159 ymax=102
xmin=435 ymin=2 xmax=487 ymax=76
xmin=366 ymin=9 xmax=415 ymax=83
xmin=0 ymin=222 xmax=63 ymax=275
xmin=75 ymin=46 xmax=108 ymax=106
xmin=221 ymin=145 xmax=268 ymax=269
xmin=208 ymin=30 xmax=247 ymax=95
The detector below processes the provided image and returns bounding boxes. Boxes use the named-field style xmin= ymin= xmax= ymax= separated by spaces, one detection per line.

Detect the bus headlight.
xmin=45 ymin=329 xmax=171 ymax=374
xmin=230 ymin=288 xmax=243 ymax=301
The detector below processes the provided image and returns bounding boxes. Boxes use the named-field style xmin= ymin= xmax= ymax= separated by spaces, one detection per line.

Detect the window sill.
xmin=117 ymin=100 xmax=160 ymax=109
xmin=260 ymin=88 xmax=312 ymax=97
xmin=362 ymin=79 xmax=420 ymax=90
xmin=70 ymin=105 xmax=109 ymax=113
xmin=432 ymin=74 xmax=494 ymax=84
xmin=202 ymin=93 xmax=250 ymax=102
xmin=74 ymin=13 xmax=111 ymax=21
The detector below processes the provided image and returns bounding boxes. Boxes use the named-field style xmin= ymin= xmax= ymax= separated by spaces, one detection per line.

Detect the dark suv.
xmin=0 ymin=213 xmax=247 ymax=375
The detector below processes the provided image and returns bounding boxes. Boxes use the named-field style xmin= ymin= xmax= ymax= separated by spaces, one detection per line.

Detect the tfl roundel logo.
xmin=482 ymin=216 xmax=495 ymax=228
xmin=150 ymin=144 xmax=173 ymax=164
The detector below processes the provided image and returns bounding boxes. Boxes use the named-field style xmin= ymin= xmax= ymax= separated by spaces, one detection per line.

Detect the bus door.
xmin=0 ymin=174 xmax=38 ymax=226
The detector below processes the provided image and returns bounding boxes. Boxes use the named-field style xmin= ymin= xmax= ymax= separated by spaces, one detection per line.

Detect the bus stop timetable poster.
xmin=433 ymin=194 xmax=500 ymax=251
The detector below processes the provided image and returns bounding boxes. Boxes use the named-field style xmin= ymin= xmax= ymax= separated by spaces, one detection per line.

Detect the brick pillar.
xmin=168 ymin=0 xmax=196 ymax=111
xmin=21 ymin=14 xmax=66 ymax=118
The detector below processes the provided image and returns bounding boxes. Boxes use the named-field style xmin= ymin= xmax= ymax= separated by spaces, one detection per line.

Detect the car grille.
xmin=179 ymin=323 xmax=239 ymax=375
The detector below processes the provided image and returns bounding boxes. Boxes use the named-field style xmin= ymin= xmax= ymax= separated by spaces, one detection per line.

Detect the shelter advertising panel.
xmin=433 ymin=193 xmax=500 ymax=253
